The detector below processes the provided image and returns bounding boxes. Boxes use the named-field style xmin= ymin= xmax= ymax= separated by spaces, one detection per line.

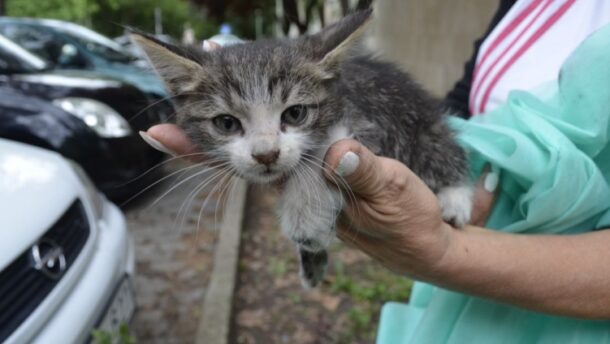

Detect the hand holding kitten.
xmin=143 ymin=125 xmax=497 ymax=280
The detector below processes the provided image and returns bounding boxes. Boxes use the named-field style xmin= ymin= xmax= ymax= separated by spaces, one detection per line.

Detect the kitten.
xmin=132 ymin=9 xmax=472 ymax=288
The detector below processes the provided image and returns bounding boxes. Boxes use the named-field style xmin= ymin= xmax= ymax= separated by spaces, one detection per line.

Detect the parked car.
xmin=0 ymin=138 xmax=136 ymax=343
xmin=115 ymin=33 xmax=177 ymax=61
xmin=0 ymin=17 xmax=168 ymax=98
xmin=0 ymin=34 xmax=168 ymax=200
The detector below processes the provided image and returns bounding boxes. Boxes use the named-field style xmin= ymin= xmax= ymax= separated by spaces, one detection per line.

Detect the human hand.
xmin=323 ymin=139 xmax=455 ymax=278
xmin=324 ymin=139 xmax=497 ymax=279
xmin=140 ymin=124 xmax=203 ymax=161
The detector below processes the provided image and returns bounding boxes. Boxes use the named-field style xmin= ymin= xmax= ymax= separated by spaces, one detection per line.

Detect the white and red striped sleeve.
xmin=469 ymin=0 xmax=610 ymax=115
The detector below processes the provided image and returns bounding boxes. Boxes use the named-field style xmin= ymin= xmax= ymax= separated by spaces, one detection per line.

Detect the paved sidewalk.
xmin=124 ymin=161 xmax=228 ymax=344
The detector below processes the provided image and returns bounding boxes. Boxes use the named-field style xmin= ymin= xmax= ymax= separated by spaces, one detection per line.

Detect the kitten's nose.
xmin=252 ymin=150 xmax=280 ymax=166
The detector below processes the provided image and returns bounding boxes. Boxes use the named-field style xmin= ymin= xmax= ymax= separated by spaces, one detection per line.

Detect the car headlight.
xmin=53 ymin=97 xmax=132 ymax=138
xmin=68 ymin=160 xmax=105 ymax=221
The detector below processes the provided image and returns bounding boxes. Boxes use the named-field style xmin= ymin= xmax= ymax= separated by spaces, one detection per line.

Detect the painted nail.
xmin=139 ymin=131 xmax=176 ymax=156
xmin=335 ymin=151 xmax=359 ymax=176
xmin=484 ymin=172 xmax=499 ymax=193
xmin=202 ymin=39 xmax=221 ymax=51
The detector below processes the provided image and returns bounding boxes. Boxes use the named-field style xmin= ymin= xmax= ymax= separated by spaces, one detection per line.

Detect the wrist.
xmin=418 ymin=222 xmax=465 ymax=283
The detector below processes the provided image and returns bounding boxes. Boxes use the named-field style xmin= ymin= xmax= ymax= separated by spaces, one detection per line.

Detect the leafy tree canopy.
xmin=6 ymin=0 xmax=218 ymax=40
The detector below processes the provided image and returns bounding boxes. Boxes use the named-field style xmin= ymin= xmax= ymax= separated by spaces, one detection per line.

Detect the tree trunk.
xmin=356 ymin=0 xmax=373 ymax=10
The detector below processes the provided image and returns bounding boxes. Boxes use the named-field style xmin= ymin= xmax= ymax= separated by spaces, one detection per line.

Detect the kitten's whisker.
xmin=120 ymin=162 xmax=205 ymax=206
xmin=299 ymin=162 xmax=326 ymax=223
xmin=174 ymin=166 xmax=230 ymax=235
xmin=300 ymin=154 xmax=362 ymax=233
xmin=208 ymin=172 xmax=230 ymax=232
xmin=115 ymin=154 xmax=223 ymax=188
xmin=216 ymin=172 xmax=238 ymax=233
xmin=191 ymin=167 xmax=233 ymax=249
xmin=301 ymin=153 xmax=357 ymax=202
xmin=192 ymin=169 xmax=228 ymax=234
xmin=294 ymin=168 xmax=314 ymax=218
xmin=301 ymin=153 xmax=353 ymax=200
xmin=150 ymin=162 xmax=231 ymax=208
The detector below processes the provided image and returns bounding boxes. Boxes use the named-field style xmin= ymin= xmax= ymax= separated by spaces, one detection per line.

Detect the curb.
xmin=195 ymin=179 xmax=248 ymax=344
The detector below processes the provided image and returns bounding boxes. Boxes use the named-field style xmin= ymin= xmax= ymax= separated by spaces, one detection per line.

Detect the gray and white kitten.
xmin=133 ymin=10 xmax=472 ymax=288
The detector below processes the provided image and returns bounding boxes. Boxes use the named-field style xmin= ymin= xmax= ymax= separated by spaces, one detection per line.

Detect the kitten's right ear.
xmin=303 ymin=9 xmax=373 ymax=78
xmin=130 ymin=34 xmax=204 ymax=94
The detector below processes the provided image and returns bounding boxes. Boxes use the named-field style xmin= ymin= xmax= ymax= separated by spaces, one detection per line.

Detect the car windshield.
xmin=50 ymin=22 xmax=136 ymax=63
xmin=0 ymin=34 xmax=48 ymax=73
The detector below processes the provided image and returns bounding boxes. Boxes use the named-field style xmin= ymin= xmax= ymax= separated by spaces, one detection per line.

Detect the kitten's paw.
xmin=437 ymin=184 xmax=473 ymax=228
xmin=298 ymin=248 xmax=328 ymax=289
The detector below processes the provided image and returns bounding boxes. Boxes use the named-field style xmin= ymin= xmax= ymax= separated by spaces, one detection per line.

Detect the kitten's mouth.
xmin=244 ymin=166 xmax=288 ymax=184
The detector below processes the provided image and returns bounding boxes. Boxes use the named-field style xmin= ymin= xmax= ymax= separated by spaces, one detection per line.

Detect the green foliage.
xmin=7 ymin=0 xmax=97 ymax=24
xmin=6 ymin=0 xmax=218 ymax=41
xmin=330 ymin=261 xmax=412 ymax=342
xmin=92 ymin=324 xmax=136 ymax=344
xmin=220 ymin=0 xmax=276 ymax=39
xmin=90 ymin=0 xmax=217 ymax=40
xmin=267 ymin=257 xmax=288 ymax=277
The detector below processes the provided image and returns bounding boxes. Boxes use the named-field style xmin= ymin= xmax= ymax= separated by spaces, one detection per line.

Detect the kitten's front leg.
xmin=279 ymin=163 xmax=343 ymax=288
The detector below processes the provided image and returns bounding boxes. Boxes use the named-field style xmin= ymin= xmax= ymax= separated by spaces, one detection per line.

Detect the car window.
xmin=61 ymin=33 xmax=133 ymax=63
xmin=0 ymin=46 xmax=35 ymax=73
xmin=46 ymin=22 xmax=137 ymax=63
xmin=0 ymin=24 xmax=64 ymax=63
xmin=0 ymin=35 xmax=47 ymax=73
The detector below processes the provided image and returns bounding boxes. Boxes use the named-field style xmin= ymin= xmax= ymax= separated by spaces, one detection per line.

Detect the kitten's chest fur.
xmin=320 ymin=56 xmax=467 ymax=192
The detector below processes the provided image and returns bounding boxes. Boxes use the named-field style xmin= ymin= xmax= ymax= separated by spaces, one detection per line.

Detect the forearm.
xmin=430 ymin=225 xmax=610 ymax=319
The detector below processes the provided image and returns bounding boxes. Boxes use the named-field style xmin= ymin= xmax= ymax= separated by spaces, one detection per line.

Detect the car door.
xmin=0 ymin=23 xmax=89 ymax=69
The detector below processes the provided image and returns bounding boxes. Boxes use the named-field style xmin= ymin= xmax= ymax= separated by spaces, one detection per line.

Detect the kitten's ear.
xmin=305 ymin=9 xmax=373 ymax=77
xmin=130 ymin=33 xmax=204 ymax=94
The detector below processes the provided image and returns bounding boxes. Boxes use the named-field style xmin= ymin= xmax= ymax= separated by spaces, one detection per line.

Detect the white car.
xmin=0 ymin=139 xmax=136 ymax=343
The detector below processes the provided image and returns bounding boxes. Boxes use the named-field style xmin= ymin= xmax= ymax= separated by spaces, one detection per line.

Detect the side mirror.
xmin=58 ymin=44 xmax=88 ymax=68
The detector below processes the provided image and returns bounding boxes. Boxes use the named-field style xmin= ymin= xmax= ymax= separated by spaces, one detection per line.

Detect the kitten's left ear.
xmin=304 ymin=9 xmax=373 ymax=77
xmin=130 ymin=33 xmax=204 ymax=94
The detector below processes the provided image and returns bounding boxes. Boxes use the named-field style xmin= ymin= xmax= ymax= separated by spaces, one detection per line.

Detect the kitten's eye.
xmin=281 ymin=105 xmax=308 ymax=126
xmin=212 ymin=115 xmax=242 ymax=135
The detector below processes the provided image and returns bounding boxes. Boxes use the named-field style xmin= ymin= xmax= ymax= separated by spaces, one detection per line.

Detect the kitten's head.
xmin=133 ymin=10 xmax=371 ymax=183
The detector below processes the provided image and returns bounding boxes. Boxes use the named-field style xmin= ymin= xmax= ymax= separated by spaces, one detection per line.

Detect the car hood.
xmin=0 ymin=139 xmax=79 ymax=270
xmin=11 ymin=69 xmax=125 ymax=89
xmin=96 ymin=63 xmax=168 ymax=96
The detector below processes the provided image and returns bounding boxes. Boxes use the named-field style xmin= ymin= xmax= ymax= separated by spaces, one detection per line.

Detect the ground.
xmin=124 ymin=160 xmax=225 ymax=344
xmin=233 ymin=186 xmax=413 ymax=344
xmin=124 ymin=161 xmax=413 ymax=344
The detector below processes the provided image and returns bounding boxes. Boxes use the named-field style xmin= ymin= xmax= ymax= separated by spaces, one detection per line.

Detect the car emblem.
xmin=31 ymin=239 xmax=67 ymax=280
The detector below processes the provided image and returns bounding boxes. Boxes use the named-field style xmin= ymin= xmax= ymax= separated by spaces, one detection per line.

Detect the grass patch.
xmin=329 ymin=261 xmax=412 ymax=343
xmin=92 ymin=324 xmax=136 ymax=344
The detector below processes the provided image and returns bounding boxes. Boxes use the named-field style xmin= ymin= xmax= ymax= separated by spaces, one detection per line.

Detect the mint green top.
xmin=377 ymin=23 xmax=610 ymax=344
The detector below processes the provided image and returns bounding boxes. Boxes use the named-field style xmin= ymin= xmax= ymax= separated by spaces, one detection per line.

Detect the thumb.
xmin=145 ymin=124 xmax=201 ymax=160
xmin=323 ymin=139 xmax=384 ymax=197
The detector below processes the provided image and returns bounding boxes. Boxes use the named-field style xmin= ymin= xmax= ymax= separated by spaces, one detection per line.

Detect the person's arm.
xmin=324 ymin=139 xmax=610 ymax=319
xmin=443 ymin=0 xmax=517 ymax=117
xmin=434 ymin=225 xmax=610 ymax=319
xmin=144 ymin=126 xmax=610 ymax=319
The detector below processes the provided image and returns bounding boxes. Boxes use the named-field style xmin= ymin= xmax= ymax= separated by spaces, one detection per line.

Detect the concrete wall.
xmin=370 ymin=0 xmax=498 ymax=96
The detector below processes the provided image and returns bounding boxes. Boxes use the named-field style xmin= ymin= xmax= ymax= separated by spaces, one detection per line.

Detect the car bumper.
xmin=91 ymin=135 xmax=164 ymax=201
xmin=29 ymin=200 xmax=135 ymax=344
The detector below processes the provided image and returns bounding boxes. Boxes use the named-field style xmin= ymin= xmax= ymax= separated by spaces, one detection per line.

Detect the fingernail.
xmin=335 ymin=151 xmax=359 ymax=176
xmin=484 ymin=172 xmax=499 ymax=192
xmin=139 ymin=131 xmax=176 ymax=156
